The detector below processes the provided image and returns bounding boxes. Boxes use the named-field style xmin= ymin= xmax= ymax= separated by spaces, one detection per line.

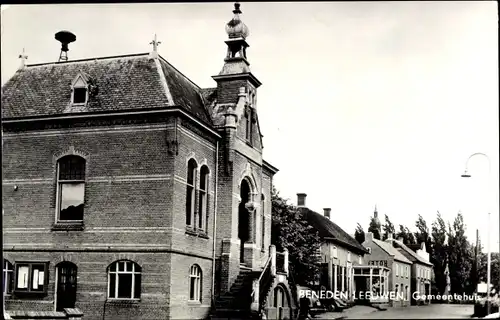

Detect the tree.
xmin=355 ymin=223 xmax=365 ymax=244
xmin=368 ymin=217 xmax=381 ymax=240
xmin=382 ymin=214 xmax=396 ymax=240
xmin=396 ymin=224 xmax=416 ymax=245
xmin=415 ymin=214 xmax=432 ymax=253
xmin=271 ymin=186 xmax=321 ymax=286
xmin=478 ymin=252 xmax=500 ymax=291
xmin=405 ymin=226 xmax=417 ymax=245
xmin=447 ymin=211 xmax=473 ymax=295
xmin=431 ymin=211 xmax=448 ymax=295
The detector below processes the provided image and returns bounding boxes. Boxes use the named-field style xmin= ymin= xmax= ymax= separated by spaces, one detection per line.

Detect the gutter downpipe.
xmin=211 ymin=140 xmax=219 ymax=307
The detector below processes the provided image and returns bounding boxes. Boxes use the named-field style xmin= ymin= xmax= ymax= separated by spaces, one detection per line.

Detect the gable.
xmin=301 ymin=208 xmax=367 ymax=254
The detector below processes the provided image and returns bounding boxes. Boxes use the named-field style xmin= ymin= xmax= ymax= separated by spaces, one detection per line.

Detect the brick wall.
xmin=2 ymin=118 xmax=218 ymax=320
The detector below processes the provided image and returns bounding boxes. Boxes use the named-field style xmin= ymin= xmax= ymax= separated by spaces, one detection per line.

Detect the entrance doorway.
xmin=56 ymin=262 xmax=77 ymax=311
xmin=238 ymin=179 xmax=251 ymax=263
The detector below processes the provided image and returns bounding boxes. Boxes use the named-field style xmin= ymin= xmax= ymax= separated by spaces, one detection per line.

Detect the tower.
xmin=212 ymin=2 xmax=261 ymax=105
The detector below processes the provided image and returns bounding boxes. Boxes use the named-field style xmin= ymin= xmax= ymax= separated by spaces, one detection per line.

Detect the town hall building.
xmin=2 ymin=3 xmax=295 ymax=320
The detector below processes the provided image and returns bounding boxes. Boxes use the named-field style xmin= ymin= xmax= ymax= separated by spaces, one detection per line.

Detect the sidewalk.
xmin=313 ymin=305 xmax=380 ymax=319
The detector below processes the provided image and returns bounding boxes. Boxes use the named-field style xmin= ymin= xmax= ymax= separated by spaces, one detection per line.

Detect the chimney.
xmin=398 ymin=237 xmax=404 ymax=243
xmin=297 ymin=193 xmax=307 ymax=207
xmin=365 ymin=232 xmax=373 ymax=241
xmin=387 ymin=233 xmax=394 ymax=241
xmin=323 ymin=208 xmax=331 ymax=219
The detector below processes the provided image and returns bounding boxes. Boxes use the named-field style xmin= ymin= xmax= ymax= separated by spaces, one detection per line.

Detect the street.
xmin=315 ymin=304 xmax=474 ymax=319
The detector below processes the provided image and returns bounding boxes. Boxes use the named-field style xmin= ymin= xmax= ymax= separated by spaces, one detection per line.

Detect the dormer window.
xmin=71 ymin=73 xmax=89 ymax=106
xmin=73 ymin=88 xmax=87 ymax=104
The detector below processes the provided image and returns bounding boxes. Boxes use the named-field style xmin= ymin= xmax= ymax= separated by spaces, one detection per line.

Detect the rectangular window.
xmin=395 ymin=263 xmax=399 ymax=277
xmin=245 ymin=107 xmax=253 ymax=144
xmin=57 ymin=156 xmax=86 ymax=222
xmin=14 ymin=262 xmax=48 ymax=294
xmin=261 ymin=198 xmax=265 ymax=251
xmin=347 ymin=252 xmax=351 ymax=262
xmin=332 ymin=247 xmax=338 ymax=259
xmin=198 ymin=187 xmax=207 ymax=230
xmin=73 ymin=87 xmax=87 ymax=104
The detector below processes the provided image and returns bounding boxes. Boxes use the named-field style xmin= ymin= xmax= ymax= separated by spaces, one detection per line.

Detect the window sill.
xmin=185 ymin=228 xmax=209 ymax=239
xmin=13 ymin=290 xmax=47 ymax=298
xmin=51 ymin=222 xmax=85 ymax=231
xmin=187 ymin=300 xmax=202 ymax=305
xmin=106 ymin=299 xmax=141 ymax=306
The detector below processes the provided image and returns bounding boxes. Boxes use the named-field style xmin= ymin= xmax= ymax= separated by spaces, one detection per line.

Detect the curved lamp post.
xmin=461 ymin=152 xmax=491 ymax=315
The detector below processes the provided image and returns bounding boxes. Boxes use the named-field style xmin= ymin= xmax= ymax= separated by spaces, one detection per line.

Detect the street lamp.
xmin=461 ymin=152 xmax=492 ymax=315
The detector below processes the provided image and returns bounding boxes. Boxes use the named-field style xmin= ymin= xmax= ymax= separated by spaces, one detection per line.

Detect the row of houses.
xmin=294 ymin=193 xmax=433 ymax=309
xmin=1 ymin=3 xmax=434 ymax=319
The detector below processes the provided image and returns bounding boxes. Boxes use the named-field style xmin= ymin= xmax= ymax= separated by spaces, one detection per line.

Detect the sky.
xmin=1 ymin=2 xmax=499 ymax=251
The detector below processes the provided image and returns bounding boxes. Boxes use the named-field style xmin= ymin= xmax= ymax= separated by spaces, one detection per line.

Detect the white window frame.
xmin=358 ymin=255 xmax=362 ymax=265
xmin=3 ymin=259 xmax=14 ymax=295
xmin=347 ymin=251 xmax=351 ymax=262
xmin=188 ymin=264 xmax=202 ymax=302
xmin=107 ymin=260 xmax=141 ymax=300
xmin=395 ymin=263 xmax=399 ymax=277
xmin=332 ymin=246 xmax=338 ymax=259
xmin=71 ymin=75 xmax=89 ymax=106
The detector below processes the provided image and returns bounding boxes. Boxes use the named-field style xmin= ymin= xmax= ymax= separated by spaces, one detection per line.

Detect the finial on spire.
xmin=374 ymin=204 xmax=377 ymax=212
xmin=18 ymin=48 xmax=28 ymax=69
xmin=233 ymin=2 xmax=242 ymax=14
xmin=150 ymin=34 xmax=161 ymax=52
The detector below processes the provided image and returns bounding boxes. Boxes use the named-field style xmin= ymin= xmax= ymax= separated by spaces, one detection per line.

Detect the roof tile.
xmin=1 ymin=53 xmax=212 ymax=127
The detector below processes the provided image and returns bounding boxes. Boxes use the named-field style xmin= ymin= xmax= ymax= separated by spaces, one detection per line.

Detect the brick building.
xmin=295 ymin=193 xmax=369 ymax=306
xmin=2 ymin=3 xmax=295 ymax=319
xmin=362 ymin=232 xmax=412 ymax=307
xmin=393 ymin=240 xmax=433 ymax=305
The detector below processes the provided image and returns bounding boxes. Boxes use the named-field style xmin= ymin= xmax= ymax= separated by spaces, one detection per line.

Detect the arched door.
xmin=56 ymin=262 xmax=78 ymax=311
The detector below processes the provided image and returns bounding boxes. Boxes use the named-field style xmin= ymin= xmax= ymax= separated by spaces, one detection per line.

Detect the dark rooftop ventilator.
xmin=55 ymin=30 xmax=76 ymax=62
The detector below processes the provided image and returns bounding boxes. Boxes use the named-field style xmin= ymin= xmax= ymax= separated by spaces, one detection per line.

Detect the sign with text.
xmin=368 ymin=260 xmax=388 ymax=268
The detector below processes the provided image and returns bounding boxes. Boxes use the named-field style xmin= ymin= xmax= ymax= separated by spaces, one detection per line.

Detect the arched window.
xmin=57 ymin=155 xmax=86 ymax=222
xmin=186 ymin=159 xmax=197 ymax=226
xmin=108 ymin=260 xmax=141 ymax=300
xmin=274 ymin=286 xmax=285 ymax=320
xmin=188 ymin=264 xmax=202 ymax=302
xmin=198 ymin=165 xmax=210 ymax=230
xmin=261 ymin=194 xmax=265 ymax=251
xmin=3 ymin=259 xmax=14 ymax=295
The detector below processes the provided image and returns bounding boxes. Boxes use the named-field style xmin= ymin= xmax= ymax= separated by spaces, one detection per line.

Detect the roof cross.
xmin=18 ymin=48 xmax=28 ymax=69
xmin=150 ymin=34 xmax=161 ymax=52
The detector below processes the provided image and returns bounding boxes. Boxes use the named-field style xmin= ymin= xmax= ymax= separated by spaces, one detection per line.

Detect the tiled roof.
xmin=1 ymin=53 xmax=212 ymax=125
xmin=392 ymin=240 xmax=433 ymax=266
xmin=299 ymin=207 xmax=368 ymax=254
xmin=371 ymin=238 xmax=412 ymax=264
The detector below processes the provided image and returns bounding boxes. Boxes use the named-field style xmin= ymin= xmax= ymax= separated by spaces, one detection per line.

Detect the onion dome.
xmin=225 ymin=3 xmax=249 ymax=39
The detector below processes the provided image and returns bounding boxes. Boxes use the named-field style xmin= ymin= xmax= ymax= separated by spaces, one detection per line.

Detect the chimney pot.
xmin=364 ymin=232 xmax=373 ymax=241
xmin=323 ymin=208 xmax=331 ymax=219
xmin=398 ymin=237 xmax=404 ymax=243
xmin=297 ymin=193 xmax=307 ymax=207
